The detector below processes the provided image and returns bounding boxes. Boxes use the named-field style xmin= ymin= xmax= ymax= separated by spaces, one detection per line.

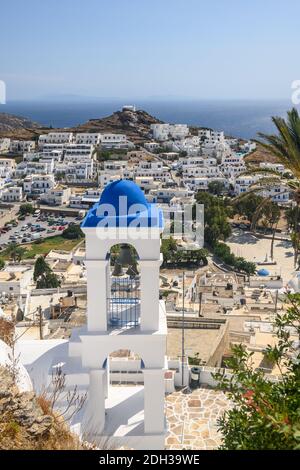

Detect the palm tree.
xmin=234 ymin=108 xmax=300 ymax=267
xmin=257 ymin=108 xmax=300 ymax=266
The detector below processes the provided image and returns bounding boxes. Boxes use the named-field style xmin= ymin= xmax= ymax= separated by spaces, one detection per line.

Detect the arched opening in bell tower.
xmin=101 ymin=348 xmax=146 ymax=438
xmin=107 ymin=243 xmax=141 ymax=330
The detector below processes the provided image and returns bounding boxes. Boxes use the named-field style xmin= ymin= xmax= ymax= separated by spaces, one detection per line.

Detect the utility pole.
xmin=274 ymin=289 xmax=279 ymax=314
xmin=38 ymin=305 xmax=43 ymax=340
xmin=181 ymin=270 xmax=185 ymax=387
xmin=198 ymin=292 xmax=203 ymax=317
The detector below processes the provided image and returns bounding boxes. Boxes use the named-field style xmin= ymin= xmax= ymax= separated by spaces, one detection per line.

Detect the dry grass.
xmin=36 ymin=393 xmax=52 ymax=416
xmin=0 ymin=318 xmax=14 ymax=347
xmin=244 ymin=143 xmax=279 ymax=165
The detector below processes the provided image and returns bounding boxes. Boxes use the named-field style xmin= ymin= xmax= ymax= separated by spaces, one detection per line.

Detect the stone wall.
xmin=206 ymin=321 xmax=230 ymax=367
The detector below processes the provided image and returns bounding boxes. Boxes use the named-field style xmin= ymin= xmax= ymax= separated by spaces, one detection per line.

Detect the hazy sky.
xmin=1 ymin=0 xmax=299 ymax=101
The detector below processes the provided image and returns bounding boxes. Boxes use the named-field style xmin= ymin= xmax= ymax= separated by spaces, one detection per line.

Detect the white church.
xmin=13 ymin=180 xmax=171 ymax=450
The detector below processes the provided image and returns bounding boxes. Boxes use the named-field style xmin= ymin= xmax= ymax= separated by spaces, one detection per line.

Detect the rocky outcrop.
xmin=70 ymin=108 xmax=163 ymax=144
xmin=0 ymin=112 xmax=40 ymax=132
xmin=0 ymin=366 xmax=83 ymax=450
xmin=0 ymin=367 xmax=54 ymax=448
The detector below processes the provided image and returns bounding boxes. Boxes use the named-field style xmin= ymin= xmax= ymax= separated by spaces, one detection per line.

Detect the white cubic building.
xmin=23 ymin=174 xmax=56 ymax=195
xmin=38 ymin=132 xmax=73 ymax=148
xmin=0 ymin=158 xmax=16 ymax=178
xmin=75 ymin=133 xmax=101 ymax=145
xmin=1 ymin=185 xmax=23 ymax=202
xmin=151 ymin=123 xmax=189 ymax=141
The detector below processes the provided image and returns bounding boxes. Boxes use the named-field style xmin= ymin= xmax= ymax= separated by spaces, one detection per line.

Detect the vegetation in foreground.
xmin=0 ymin=317 xmax=86 ymax=450
xmin=214 ymin=293 xmax=300 ymax=450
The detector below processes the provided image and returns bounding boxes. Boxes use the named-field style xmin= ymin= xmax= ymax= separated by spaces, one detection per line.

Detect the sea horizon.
xmin=1 ymin=98 xmax=295 ymax=139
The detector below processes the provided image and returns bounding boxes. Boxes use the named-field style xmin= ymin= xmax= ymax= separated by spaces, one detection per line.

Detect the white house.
xmin=40 ymin=186 xmax=71 ymax=206
xmin=234 ymin=175 xmax=290 ymax=202
xmin=1 ymin=185 xmax=23 ymax=202
xmin=100 ymin=133 xmax=132 ymax=149
xmin=15 ymin=160 xmax=54 ymax=177
xmin=98 ymin=172 xmax=121 ymax=187
xmin=259 ymin=162 xmax=286 ymax=174
xmin=61 ymin=161 xmax=95 ymax=181
xmin=135 ymin=176 xmax=160 ymax=192
xmin=144 ymin=142 xmax=161 ymax=153
xmin=9 ymin=140 xmax=36 ymax=153
xmin=69 ymin=189 xmax=102 ymax=209
xmin=0 ymin=158 xmax=16 ymax=178
xmin=199 ymin=129 xmax=225 ymax=144
xmin=148 ymin=186 xmax=193 ymax=203
xmin=41 ymin=149 xmax=64 ymax=163
xmin=75 ymin=133 xmax=101 ymax=145
xmin=151 ymin=123 xmax=189 ymax=141
xmin=38 ymin=132 xmax=73 ymax=148
xmin=64 ymin=143 xmax=94 ymax=162
xmin=184 ymin=176 xmax=227 ymax=192
xmin=23 ymin=174 xmax=56 ymax=195
xmin=0 ymin=265 xmax=33 ymax=295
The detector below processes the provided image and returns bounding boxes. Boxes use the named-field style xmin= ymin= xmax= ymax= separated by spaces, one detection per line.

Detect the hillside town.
xmin=0 ymin=106 xmax=299 ymax=451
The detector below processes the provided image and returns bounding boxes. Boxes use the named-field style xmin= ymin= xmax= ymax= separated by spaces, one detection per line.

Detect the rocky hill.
xmin=0 ymin=108 xmax=162 ymax=143
xmin=70 ymin=108 xmax=163 ymax=144
xmin=0 ymin=112 xmax=43 ymax=139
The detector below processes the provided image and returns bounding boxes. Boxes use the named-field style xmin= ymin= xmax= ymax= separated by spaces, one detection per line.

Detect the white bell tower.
xmin=68 ymin=180 xmax=167 ymax=450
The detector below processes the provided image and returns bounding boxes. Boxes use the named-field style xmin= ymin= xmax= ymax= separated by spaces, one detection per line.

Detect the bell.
xmin=118 ymin=244 xmax=134 ymax=266
xmin=112 ymin=261 xmax=123 ymax=277
xmin=126 ymin=263 xmax=139 ymax=277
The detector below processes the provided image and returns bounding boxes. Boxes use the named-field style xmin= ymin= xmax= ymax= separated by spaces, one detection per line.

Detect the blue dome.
xmin=99 ymin=180 xmax=148 ymax=215
xmin=81 ymin=179 xmax=164 ymax=229
xmin=257 ymin=268 xmax=270 ymax=277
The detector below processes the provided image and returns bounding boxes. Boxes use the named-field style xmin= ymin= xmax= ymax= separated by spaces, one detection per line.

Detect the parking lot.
xmin=0 ymin=211 xmax=81 ymax=249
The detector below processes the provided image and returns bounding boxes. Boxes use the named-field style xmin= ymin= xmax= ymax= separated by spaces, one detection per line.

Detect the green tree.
xmin=234 ymin=193 xmax=264 ymax=223
xmin=0 ymin=258 xmax=5 ymax=270
xmin=34 ymin=256 xmax=61 ymax=289
xmin=19 ymin=203 xmax=35 ymax=216
xmin=214 ymin=293 xmax=300 ymax=450
xmin=161 ymin=238 xmax=208 ymax=267
xmin=62 ymin=225 xmax=84 ymax=240
xmin=208 ymin=180 xmax=226 ymax=196
xmin=195 ymin=192 xmax=232 ymax=247
xmin=36 ymin=271 xmax=61 ymax=289
xmin=33 ymin=256 xmax=50 ymax=282
xmin=214 ymin=242 xmax=256 ymax=275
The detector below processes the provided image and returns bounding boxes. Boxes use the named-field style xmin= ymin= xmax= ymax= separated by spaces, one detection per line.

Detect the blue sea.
xmin=1 ymin=99 xmax=294 ymax=139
